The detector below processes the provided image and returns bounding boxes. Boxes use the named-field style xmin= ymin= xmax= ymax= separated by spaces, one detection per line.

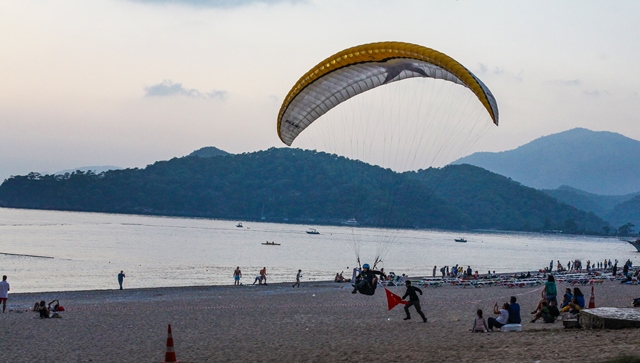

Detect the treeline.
xmin=0 ymin=148 xmax=610 ymax=234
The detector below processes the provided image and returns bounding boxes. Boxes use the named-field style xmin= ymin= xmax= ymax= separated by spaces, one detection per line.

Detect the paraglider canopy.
xmin=277 ymin=41 xmax=499 ymax=146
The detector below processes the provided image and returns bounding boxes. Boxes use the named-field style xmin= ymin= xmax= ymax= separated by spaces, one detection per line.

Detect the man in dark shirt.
xmin=352 ymin=263 xmax=385 ymax=295
xmin=402 ymin=280 xmax=427 ymax=322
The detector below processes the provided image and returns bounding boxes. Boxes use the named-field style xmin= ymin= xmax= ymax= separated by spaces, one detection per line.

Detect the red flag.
xmin=385 ymin=287 xmax=408 ymax=311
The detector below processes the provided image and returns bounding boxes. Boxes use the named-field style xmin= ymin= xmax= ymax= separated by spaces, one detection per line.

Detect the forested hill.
xmin=0 ymin=148 xmax=608 ymax=234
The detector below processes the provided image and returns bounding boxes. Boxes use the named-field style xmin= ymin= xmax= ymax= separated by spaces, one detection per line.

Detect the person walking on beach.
xmin=292 ymin=269 xmax=301 ymax=288
xmin=401 ymin=280 xmax=427 ymax=322
xmin=234 ymin=267 xmax=242 ymax=286
xmin=432 ymin=266 xmax=436 ymax=277
xmin=118 ymin=271 xmax=126 ymax=290
xmin=0 ymin=275 xmax=9 ymax=313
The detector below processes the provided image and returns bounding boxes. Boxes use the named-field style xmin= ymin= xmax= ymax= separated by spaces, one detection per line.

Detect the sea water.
xmin=0 ymin=207 xmax=636 ymax=293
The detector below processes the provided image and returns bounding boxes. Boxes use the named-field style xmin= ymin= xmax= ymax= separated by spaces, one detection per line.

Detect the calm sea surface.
xmin=0 ymin=207 xmax=637 ymax=293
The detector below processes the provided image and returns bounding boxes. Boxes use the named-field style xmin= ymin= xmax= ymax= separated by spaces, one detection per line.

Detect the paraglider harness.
xmin=353 ymin=268 xmax=386 ymax=296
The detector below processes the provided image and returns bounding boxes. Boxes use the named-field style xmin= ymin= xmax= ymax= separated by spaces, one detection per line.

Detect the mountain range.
xmin=453 ymin=128 xmax=640 ymax=196
xmin=1 ymin=128 xmax=638 ymax=235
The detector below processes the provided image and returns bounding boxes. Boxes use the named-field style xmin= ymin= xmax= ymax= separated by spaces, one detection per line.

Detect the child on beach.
xmin=471 ymin=309 xmax=489 ymax=332
xmin=292 ymin=269 xmax=301 ymax=288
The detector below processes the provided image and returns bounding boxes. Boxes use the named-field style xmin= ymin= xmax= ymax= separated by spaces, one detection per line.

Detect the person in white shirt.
xmin=487 ymin=302 xmax=509 ymax=331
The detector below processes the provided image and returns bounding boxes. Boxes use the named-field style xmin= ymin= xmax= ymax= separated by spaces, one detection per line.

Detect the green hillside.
xmin=0 ymin=148 xmax=610 ymax=234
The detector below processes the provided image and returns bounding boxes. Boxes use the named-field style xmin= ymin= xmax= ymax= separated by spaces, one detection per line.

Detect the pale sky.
xmin=1 ymin=0 xmax=639 ymax=180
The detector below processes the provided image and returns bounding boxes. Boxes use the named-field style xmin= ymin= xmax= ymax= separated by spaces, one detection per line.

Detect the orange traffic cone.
xmin=162 ymin=324 xmax=180 ymax=363
xmin=588 ymin=285 xmax=596 ymax=309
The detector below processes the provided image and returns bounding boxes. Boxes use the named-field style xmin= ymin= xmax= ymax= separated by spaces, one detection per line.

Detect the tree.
xmin=617 ymin=222 xmax=635 ymax=236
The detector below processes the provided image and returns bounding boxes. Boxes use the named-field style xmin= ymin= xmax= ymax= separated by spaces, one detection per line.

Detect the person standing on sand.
xmin=234 ymin=267 xmax=242 ymax=286
xmin=401 ymin=280 xmax=427 ymax=322
xmin=0 ymin=275 xmax=9 ymax=313
xmin=292 ymin=269 xmax=301 ymax=288
xmin=260 ymin=267 xmax=267 ymax=285
xmin=432 ymin=266 xmax=436 ymax=277
xmin=118 ymin=271 xmax=125 ymax=290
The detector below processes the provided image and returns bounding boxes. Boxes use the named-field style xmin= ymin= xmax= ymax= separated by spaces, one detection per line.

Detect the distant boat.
xmin=236 ymin=222 xmax=243 ymax=228
xmin=306 ymin=228 xmax=320 ymax=235
xmin=261 ymin=241 xmax=281 ymax=246
xmin=624 ymin=238 xmax=640 ymax=252
xmin=342 ymin=218 xmax=358 ymax=226
xmin=454 ymin=238 xmax=467 ymax=243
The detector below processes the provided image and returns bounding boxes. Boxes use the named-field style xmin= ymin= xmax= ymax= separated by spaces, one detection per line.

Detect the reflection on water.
xmin=0 ymin=207 xmax=636 ymax=293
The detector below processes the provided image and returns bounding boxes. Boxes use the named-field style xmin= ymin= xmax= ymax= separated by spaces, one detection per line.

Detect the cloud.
xmin=144 ymin=80 xmax=228 ymax=99
xmin=583 ymin=89 xmax=609 ymax=97
xmin=475 ymin=63 xmax=523 ymax=82
xmin=128 ymin=0 xmax=303 ymax=8
xmin=549 ymin=79 xmax=582 ymax=87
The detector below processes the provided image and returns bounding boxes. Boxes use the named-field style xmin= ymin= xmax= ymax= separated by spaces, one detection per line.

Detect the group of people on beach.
xmin=232 ymin=266 xmax=304 ymax=288
xmin=32 ymin=299 xmax=65 ymax=319
xmin=472 ymin=296 xmax=521 ymax=332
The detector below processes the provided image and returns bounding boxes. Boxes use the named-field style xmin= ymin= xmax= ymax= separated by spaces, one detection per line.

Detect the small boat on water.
xmin=624 ymin=238 xmax=640 ymax=252
xmin=261 ymin=241 xmax=281 ymax=246
xmin=306 ymin=228 xmax=320 ymax=235
xmin=236 ymin=222 xmax=243 ymax=228
xmin=454 ymin=238 xmax=467 ymax=243
xmin=342 ymin=218 xmax=358 ymax=226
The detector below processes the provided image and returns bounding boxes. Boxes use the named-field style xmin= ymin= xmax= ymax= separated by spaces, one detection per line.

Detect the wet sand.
xmin=1 ymin=280 xmax=639 ymax=362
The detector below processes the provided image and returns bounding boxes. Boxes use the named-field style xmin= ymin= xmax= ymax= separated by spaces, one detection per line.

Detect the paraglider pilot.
xmin=352 ymin=263 xmax=386 ymax=295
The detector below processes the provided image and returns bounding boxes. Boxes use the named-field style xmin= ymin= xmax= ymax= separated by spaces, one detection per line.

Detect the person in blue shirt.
xmin=507 ymin=296 xmax=521 ymax=324
xmin=560 ymin=288 xmax=573 ymax=308
xmin=561 ymin=287 xmax=585 ymax=314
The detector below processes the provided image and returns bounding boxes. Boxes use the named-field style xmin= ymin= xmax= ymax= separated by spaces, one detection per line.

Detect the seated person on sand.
xmin=38 ymin=300 xmax=50 ymax=319
xmin=530 ymin=288 xmax=548 ymax=315
xmin=487 ymin=302 xmax=509 ymax=331
xmin=530 ymin=301 xmax=559 ymax=323
xmin=48 ymin=299 xmax=64 ymax=317
xmin=560 ymin=288 xmax=573 ymax=309
xmin=471 ymin=309 xmax=489 ymax=333
xmin=334 ymin=273 xmax=345 ymax=283
xmin=561 ymin=287 xmax=585 ymax=314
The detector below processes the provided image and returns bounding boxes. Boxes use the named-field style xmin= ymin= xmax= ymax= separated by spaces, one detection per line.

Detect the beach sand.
xmin=1 ymin=280 xmax=639 ymax=362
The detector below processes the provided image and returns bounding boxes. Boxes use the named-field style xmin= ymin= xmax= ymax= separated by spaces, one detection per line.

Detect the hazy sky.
xmin=1 ymin=0 xmax=639 ymax=180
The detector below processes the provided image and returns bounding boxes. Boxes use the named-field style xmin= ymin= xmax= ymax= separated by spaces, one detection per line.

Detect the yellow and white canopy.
xmin=277 ymin=41 xmax=499 ymax=146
